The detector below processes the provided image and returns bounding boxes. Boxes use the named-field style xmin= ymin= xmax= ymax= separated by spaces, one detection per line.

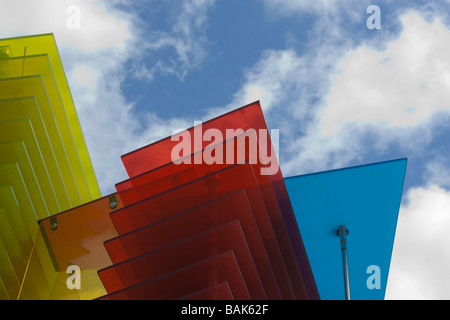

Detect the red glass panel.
xmin=97 ymin=251 xmax=251 ymax=300
xmin=109 ymin=163 xmax=294 ymax=299
xmin=115 ymin=129 xmax=261 ymax=206
xmin=98 ymin=220 xmax=266 ymax=299
xmin=117 ymin=101 xmax=315 ymax=299
xmin=121 ymin=101 xmax=275 ymax=178
xmin=176 ymin=282 xmax=233 ymax=300
xmin=105 ymin=190 xmax=281 ymax=299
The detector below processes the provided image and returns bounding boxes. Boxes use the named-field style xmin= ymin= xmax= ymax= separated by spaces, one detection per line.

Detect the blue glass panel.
xmin=284 ymin=158 xmax=407 ymax=300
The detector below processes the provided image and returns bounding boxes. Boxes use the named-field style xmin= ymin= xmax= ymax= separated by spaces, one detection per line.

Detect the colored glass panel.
xmin=0 ymin=186 xmax=33 ymax=263
xmin=116 ymin=130 xmax=264 ymax=205
xmin=97 ymin=251 xmax=251 ymax=300
xmin=113 ymin=131 xmax=309 ymax=299
xmin=0 ymin=95 xmax=69 ymax=214
xmin=0 ymin=163 xmax=38 ymax=237
xmin=0 ymin=118 xmax=74 ymax=212
xmin=17 ymin=193 xmax=123 ymax=300
xmin=284 ymin=158 xmax=407 ymax=300
xmin=176 ymin=282 xmax=233 ymax=300
xmin=0 ymin=34 xmax=100 ymax=199
xmin=121 ymin=101 xmax=276 ymax=177
xmin=105 ymin=191 xmax=281 ymax=299
xmin=0 ymin=54 xmax=93 ymax=202
xmin=118 ymin=101 xmax=317 ymax=299
xmin=0 ymin=207 xmax=22 ymax=300
xmin=0 ymin=163 xmax=42 ymax=299
xmin=110 ymin=163 xmax=295 ymax=299
xmin=99 ymin=221 xmax=266 ymax=299
xmin=0 ymin=184 xmax=37 ymax=299
xmin=0 ymin=79 xmax=81 ymax=210
xmin=0 ymin=141 xmax=54 ymax=215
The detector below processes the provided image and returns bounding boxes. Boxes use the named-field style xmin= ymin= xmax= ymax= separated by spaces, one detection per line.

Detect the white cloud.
xmin=230 ymin=49 xmax=306 ymax=113
xmin=0 ymin=0 xmax=215 ymax=195
xmin=321 ymin=13 xmax=450 ymax=137
xmin=131 ymin=0 xmax=215 ymax=82
xmin=0 ymin=0 xmax=131 ymax=52
xmin=260 ymin=0 xmax=341 ymax=15
xmin=224 ymin=7 xmax=450 ymax=300
xmin=386 ymin=184 xmax=450 ymax=299
xmin=422 ymin=155 xmax=450 ymax=190
xmin=226 ymin=11 xmax=450 ymax=178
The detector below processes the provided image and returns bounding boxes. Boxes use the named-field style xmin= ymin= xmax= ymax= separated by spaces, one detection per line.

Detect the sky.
xmin=1 ymin=0 xmax=449 ymax=299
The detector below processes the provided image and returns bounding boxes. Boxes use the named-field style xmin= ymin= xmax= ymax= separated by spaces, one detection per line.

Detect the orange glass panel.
xmin=18 ymin=193 xmax=123 ymax=300
xmin=39 ymin=194 xmax=122 ymax=271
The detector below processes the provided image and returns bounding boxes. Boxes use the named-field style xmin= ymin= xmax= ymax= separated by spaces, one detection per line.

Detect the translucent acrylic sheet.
xmin=0 ymin=204 xmax=25 ymax=300
xmin=97 ymin=251 xmax=251 ymax=300
xmin=0 ymin=163 xmax=38 ymax=240
xmin=284 ymin=159 xmax=407 ymax=300
xmin=0 ymin=186 xmax=33 ymax=254
xmin=0 ymin=207 xmax=19 ymax=300
xmin=121 ymin=101 xmax=277 ymax=178
xmin=0 ymin=55 xmax=94 ymax=202
xmin=117 ymin=101 xmax=317 ymax=299
xmin=17 ymin=193 xmax=123 ymax=300
xmin=0 ymin=141 xmax=54 ymax=216
xmin=0 ymin=80 xmax=81 ymax=210
xmin=110 ymin=163 xmax=295 ymax=299
xmin=0 ymin=34 xmax=100 ymax=199
xmin=0 ymin=98 xmax=64 ymax=214
xmin=0 ymin=141 xmax=59 ymax=298
xmin=105 ymin=191 xmax=281 ymax=299
xmin=0 ymin=163 xmax=39 ymax=299
xmin=116 ymin=130 xmax=270 ymax=205
xmin=0 ymin=117 xmax=76 ymax=211
xmin=0 ymin=186 xmax=34 ymax=295
xmin=176 ymin=282 xmax=233 ymax=300
xmin=99 ymin=220 xmax=266 ymax=299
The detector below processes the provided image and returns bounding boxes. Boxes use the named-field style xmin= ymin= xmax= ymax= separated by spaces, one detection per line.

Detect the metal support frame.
xmin=338 ymin=225 xmax=350 ymax=300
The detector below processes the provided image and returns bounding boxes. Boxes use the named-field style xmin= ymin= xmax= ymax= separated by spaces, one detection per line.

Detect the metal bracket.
xmin=337 ymin=225 xmax=350 ymax=300
xmin=50 ymin=216 xmax=58 ymax=231
xmin=109 ymin=195 xmax=118 ymax=209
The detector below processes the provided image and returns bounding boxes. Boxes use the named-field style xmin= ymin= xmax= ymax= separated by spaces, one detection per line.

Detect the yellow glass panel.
xmin=0 ymin=177 xmax=56 ymax=300
xmin=18 ymin=194 xmax=123 ymax=300
xmin=0 ymin=163 xmax=38 ymax=237
xmin=0 ymin=54 xmax=94 ymax=203
xmin=0 ymin=186 xmax=33 ymax=256
xmin=0 ymin=225 xmax=21 ymax=300
xmin=0 ymin=186 xmax=33 ymax=296
xmin=0 ymin=34 xmax=100 ymax=200
xmin=0 ymin=92 xmax=74 ymax=210
xmin=0 ymin=117 xmax=78 ymax=210
xmin=0 ymin=140 xmax=59 ymax=215
xmin=0 ymin=141 xmax=48 ymax=219
xmin=0 ymin=164 xmax=39 ymax=300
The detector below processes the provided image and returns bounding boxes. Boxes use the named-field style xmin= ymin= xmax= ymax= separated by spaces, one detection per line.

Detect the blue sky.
xmin=1 ymin=0 xmax=450 ymax=299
